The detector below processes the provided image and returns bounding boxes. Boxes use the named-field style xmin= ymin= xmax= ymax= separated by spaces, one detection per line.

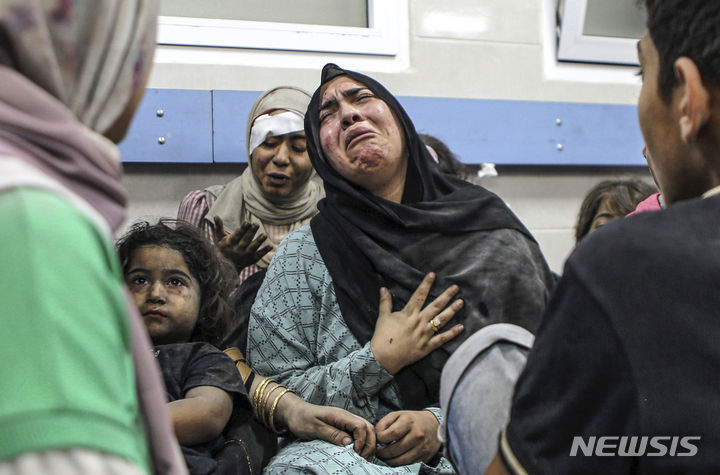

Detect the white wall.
xmin=122 ymin=164 xmax=655 ymax=274
xmin=122 ymin=0 xmax=654 ymax=274
xmin=147 ymin=0 xmax=642 ymax=102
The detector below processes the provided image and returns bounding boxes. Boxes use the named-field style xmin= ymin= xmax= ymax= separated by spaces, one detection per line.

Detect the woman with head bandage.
xmin=177 ymin=86 xmax=322 ymax=350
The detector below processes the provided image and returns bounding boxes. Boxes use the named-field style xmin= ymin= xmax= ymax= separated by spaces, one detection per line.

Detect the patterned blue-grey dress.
xmin=248 ymin=225 xmax=454 ymax=474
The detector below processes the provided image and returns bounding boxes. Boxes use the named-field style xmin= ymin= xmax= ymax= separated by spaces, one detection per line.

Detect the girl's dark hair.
xmin=419 ymin=133 xmax=469 ymax=179
xmin=575 ymin=179 xmax=657 ymax=242
xmin=116 ymin=220 xmax=235 ymax=348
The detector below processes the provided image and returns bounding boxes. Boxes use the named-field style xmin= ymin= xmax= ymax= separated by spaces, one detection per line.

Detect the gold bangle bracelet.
xmin=255 ymin=378 xmax=273 ymax=420
xmin=268 ymin=388 xmax=293 ymax=434
xmin=252 ymin=377 xmax=264 ymax=413
xmin=261 ymin=382 xmax=281 ymax=426
xmin=253 ymin=378 xmax=274 ymax=421
xmin=255 ymin=379 xmax=272 ymax=422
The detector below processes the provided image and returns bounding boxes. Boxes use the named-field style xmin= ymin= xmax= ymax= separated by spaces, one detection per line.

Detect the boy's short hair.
xmin=643 ymin=0 xmax=720 ymax=101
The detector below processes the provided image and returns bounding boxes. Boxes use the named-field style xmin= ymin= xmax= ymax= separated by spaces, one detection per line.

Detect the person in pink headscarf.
xmin=574 ymin=179 xmax=657 ymax=242
xmin=627 ymin=147 xmax=664 ymax=217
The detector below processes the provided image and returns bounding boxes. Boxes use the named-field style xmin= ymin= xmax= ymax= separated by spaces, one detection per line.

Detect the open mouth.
xmin=345 ymin=127 xmax=374 ymax=149
xmin=267 ymin=173 xmax=290 ymax=185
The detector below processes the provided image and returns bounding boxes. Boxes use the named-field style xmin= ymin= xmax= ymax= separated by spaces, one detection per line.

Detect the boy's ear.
xmin=675 ymin=57 xmax=711 ymax=143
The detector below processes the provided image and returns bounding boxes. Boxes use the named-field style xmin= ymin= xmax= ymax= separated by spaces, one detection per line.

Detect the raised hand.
xmin=370 ymin=272 xmax=464 ymax=375
xmin=212 ymin=217 xmax=272 ymax=271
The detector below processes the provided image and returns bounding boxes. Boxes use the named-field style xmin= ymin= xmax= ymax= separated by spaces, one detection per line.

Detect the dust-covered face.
xmin=318 ymin=76 xmax=407 ymax=200
xmin=125 ymin=245 xmax=201 ymax=345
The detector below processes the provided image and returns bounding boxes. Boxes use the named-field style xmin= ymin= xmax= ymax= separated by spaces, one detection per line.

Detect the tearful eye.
xmin=168 ymin=278 xmax=185 ymax=287
xmin=130 ymin=276 xmax=147 ymax=285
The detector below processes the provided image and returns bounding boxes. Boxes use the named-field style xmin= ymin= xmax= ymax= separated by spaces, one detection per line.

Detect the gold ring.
xmin=429 ymin=317 xmax=441 ymax=333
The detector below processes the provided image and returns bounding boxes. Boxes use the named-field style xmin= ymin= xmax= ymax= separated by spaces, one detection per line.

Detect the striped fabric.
xmin=177 ymin=189 xmax=216 ymax=241
xmin=177 ymin=189 xmax=294 ymax=285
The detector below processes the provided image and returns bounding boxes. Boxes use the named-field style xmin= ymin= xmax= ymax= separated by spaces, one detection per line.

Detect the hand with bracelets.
xmin=225 ymin=347 xmax=376 ymax=460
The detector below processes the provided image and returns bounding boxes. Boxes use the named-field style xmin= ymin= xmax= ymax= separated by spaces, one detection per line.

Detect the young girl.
xmin=118 ymin=221 xmax=379 ymax=474
xmin=117 ymin=221 xmax=247 ymax=475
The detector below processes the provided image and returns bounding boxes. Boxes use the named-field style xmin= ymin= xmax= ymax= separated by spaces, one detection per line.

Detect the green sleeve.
xmin=0 ymin=188 xmax=148 ymax=472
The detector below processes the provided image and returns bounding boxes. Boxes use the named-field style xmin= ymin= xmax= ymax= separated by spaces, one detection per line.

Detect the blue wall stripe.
xmin=119 ymin=89 xmax=213 ymax=163
xmin=399 ymin=97 xmax=645 ymax=166
xmin=212 ymin=90 xmax=264 ymax=163
xmin=118 ymin=88 xmax=646 ymax=166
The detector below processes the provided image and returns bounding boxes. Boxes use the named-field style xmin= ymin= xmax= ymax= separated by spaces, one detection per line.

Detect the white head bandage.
xmin=248 ymin=110 xmax=305 ymax=156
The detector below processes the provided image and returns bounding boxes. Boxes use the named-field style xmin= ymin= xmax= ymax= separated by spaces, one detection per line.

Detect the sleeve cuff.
xmin=425 ymin=406 xmax=443 ymax=426
xmin=349 ymin=342 xmax=394 ymax=397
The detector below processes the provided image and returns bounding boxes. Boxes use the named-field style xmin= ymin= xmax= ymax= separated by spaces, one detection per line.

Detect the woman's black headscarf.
xmin=306 ymin=64 xmax=555 ymax=409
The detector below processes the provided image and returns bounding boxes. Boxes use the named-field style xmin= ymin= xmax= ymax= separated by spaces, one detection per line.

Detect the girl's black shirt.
xmin=156 ymin=342 xmax=248 ymax=475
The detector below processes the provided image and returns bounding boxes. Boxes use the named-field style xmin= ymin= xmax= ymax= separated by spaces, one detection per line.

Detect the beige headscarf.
xmin=206 ymin=86 xmax=324 ymax=267
xmin=0 ymin=1 xmax=186 ymax=473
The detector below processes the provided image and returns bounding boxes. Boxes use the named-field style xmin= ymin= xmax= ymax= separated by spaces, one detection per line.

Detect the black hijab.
xmin=306 ymin=64 xmax=555 ymax=409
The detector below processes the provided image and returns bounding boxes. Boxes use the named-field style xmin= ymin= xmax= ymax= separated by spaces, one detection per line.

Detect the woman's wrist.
xmin=369 ymin=337 xmax=402 ymax=375
xmin=274 ymin=390 xmax=302 ymax=434
xmin=250 ymin=375 xmax=295 ymax=433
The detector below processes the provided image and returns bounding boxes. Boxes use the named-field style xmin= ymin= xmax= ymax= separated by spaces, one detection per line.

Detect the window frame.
xmin=157 ymin=0 xmax=402 ymax=57
xmin=556 ymin=0 xmax=641 ymax=66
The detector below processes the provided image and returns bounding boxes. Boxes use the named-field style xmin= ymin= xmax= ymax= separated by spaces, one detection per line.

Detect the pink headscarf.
xmin=0 ymin=1 xmax=186 ymax=473
xmin=626 ymin=192 xmax=662 ymax=217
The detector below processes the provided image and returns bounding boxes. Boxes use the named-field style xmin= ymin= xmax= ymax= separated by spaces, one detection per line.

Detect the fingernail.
xmin=456 ymin=299 xmax=464 ymax=308
xmin=380 ymin=287 xmax=387 ymax=296
xmin=342 ymin=437 xmax=352 ymax=446
xmin=428 ymin=272 xmax=435 ymax=279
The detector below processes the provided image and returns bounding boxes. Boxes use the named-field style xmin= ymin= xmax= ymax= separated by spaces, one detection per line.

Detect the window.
xmin=556 ymin=0 xmax=646 ymax=65
xmin=157 ymin=0 xmax=403 ymax=57
xmin=160 ymin=0 xmax=368 ymax=27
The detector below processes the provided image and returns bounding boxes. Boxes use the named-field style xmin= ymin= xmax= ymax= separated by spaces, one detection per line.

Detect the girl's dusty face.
xmin=125 ymin=245 xmax=201 ymax=345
